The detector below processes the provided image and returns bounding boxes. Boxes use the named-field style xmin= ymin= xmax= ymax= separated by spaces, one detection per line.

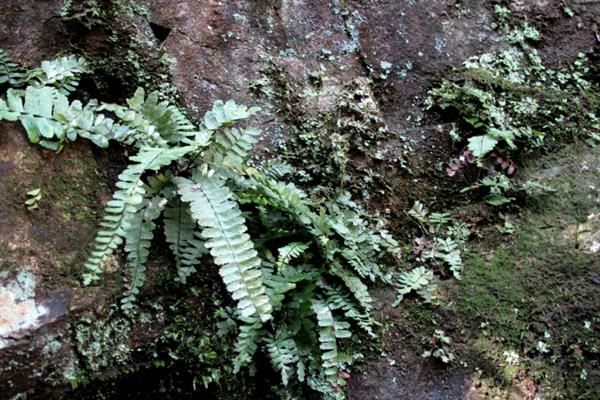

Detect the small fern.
xmin=176 ymin=173 xmax=273 ymax=322
xmin=163 ymin=199 xmax=207 ymax=283
xmin=0 ymin=49 xmax=25 ymax=86
xmin=0 ymin=50 xmax=405 ymax=399
xmin=394 ymin=266 xmax=438 ymax=305
xmin=313 ymin=300 xmax=352 ymax=390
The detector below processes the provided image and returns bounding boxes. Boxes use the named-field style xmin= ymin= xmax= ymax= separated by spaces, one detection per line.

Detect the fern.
xmin=233 ymin=316 xmax=265 ymax=372
xmin=29 ymin=55 xmax=88 ymax=94
xmin=0 ymin=50 xmax=25 ymax=86
xmin=394 ymin=266 xmax=438 ymax=305
xmin=176 ymin=173 xmax=273 ymax=322
xmin=265 ymin=328 xmax=300 ymax=385
xmin=202 ymin=99 xmax=260 ymax=130
xmin=276 ymin=242 xmax=309 ymax=270
xmin=331 ymin=265 xmax=373 ymax=311
xmin=313 ymin=300 xmax=352 ymax=390
xmin=321 ymin=282 xmax=377 ymax=338
xmin=0 ymin=86 xmax=123 ymax=150
xmin=121 ymin=196 xmax=165 ymax=310
xmin=163 ymin=199 xmax=206 ymax=283
xmin=1 ymin=51 xmax=407 ymax=398
xmin=206 ymin=127 xmax=261 ymax=167
xmin=83 ymin=146 xmax=193 ymax=284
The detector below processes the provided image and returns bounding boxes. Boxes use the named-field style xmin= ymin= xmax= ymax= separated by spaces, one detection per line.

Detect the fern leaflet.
xmin=176 ymin=173 xmax=273 ymax=322
xmin=121 ymin=196 xmax=165 ymax=309
xmin=83 ymin=146 xmax=193 ymax=283
xmin=313 ymin=300 xmax=352 ymax=390
xmin=163 ymin=199 xmax=207 ymax=283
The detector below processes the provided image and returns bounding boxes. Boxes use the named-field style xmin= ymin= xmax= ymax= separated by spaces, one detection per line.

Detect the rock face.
xmin=0 ymin=0 xmax=599 ymax=398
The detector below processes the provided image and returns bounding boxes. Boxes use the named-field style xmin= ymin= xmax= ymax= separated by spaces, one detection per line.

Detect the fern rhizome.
xmin=0 ymin=50 xmax=403 ymax=398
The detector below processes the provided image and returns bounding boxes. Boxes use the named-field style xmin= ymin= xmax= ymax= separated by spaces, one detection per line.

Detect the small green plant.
xmin=24 ymin=188 xmax=42 ymax=211
xmin=427 ymin=44 xmax=599 ymax=206
xmin=393 ymin=266 xmax=438 ymax=306
xmin=422 ymin=329 xmax=455 ymax=363
xmin=0 ymin=49 xmax=401 ymax=399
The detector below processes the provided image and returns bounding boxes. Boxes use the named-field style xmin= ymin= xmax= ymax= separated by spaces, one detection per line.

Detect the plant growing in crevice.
xmin=394 ymin=201 xmax=470 ymax=305
xmin=0 ymin=49 xmax=401 ymax=399
xmin=427 ymin=46 xmax=599 ymax=205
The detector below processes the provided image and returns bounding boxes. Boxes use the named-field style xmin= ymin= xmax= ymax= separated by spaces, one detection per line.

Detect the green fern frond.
xmin=0 ymin=86 xmax=128 ymax=149
xmin=176 ymin=173 xmax=273 ymax=322
xmin=312 ymin=300 xmax=352 ymax=390
xmin=29 ymin=55 xmax=88 ymax=94
xmin=163 ymin=198 xmax=207 ymax=283
xmin=202 ymin=99 xmax=260 ymax=130
xmin=322 ymin=282 xmax=377 ymax=338
xmin=265 ymin=328 xmax=300 ymax=386
xmin=121 ymin=196 xmax=165 ymax=310
xmin=244 ymin=169 xmax=325 ymax=231
xmin=0 ymin=49 xmax=25 ymax=86
xmin=340 ymin=248 xmax=382 ymax=282
xmin=205 ymin=127 xmax=261 ymax=167
xmin=332 ymin=266 xmax=373 ymax=312
xmin=233 ymin=316 xmax=264 ymax=372
xmin=83 ymin=146 xmax=194 ymax=284
xmin=125 ymin=88 xmax=197 ymax=143
xmin=394 ymin=266 xmax=438 ymax=305
xmin=276 ymin=242 xmax=309 ymax=270
xmin=260 ymin=160 xmax=294 ymax=179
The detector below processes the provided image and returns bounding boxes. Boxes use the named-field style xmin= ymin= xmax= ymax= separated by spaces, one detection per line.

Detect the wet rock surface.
xmin=0 ymin=0 xmax=599 ymax=398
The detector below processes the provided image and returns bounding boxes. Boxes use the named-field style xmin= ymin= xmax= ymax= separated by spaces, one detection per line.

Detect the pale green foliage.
xmin=31 ymin=55 xmax=88 ymax=94
xmin=83 ymin=146 xmax=194 ymax=285
xmin=394 ymin=266 xmax=437 ymax=305
xmin=0 ymin=86 xmax=118 ymax=150
xmin=176 ymin=174 xmax=273 ymax=322
xmin=396 ymin=201 xmax=470 ymax=305
xmin=163 ymin=200 xmax=207 ymax=283
xmin=24 ymin=187 xmax=42 ymax=211
xmin=1 ymin=51 xmax=401 ymax=398
xmin=313 ymin=300 xmax=352 ymax=389
xmin=0 ymin=50 xmax=87 ymax=94
xmin=265 ymin=328 xmax=300 ymax=385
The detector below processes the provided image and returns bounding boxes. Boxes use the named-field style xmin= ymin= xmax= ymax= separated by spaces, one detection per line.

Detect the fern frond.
xmin=244 ymin=169 xmax=326 ymax=232
xmin=163 ymin=198 xmax=207 ymax=283
xmin=332 ymin=266 xmax=373 ymax=312
xmin=276 ymin=242 xmax=309 ymax=270
xmin=83 ymin=146 xmax=194 ymax=284
xmin=0 ymin=86 xmax=129 ymax=149
xmin=202 ymin=99 xmax=260 ymax=130
xmin=175 ymin=173 xmax=273 ymax=322
xmin=29 ymin=55 xmax=88 ymax=94
xmin=265 ymin=328 xmax=300 ymax=386
xmin=434 ymin=238 xmax=463 ymax=279
xmin=206 ymin=127 xmax=261 ymax=167
xmin=0 ymin=49 xmax=25 ymax=86
xmin=312 ymin=300 xmax=352 ymax=390
xmin=394 ymin=266 xmax=438 ymax=305
xmin=260 ymin=160 xmax=294 ymax=179
xmin=121 ymin=196 xmax=165 ymax=310
xmin=322 ymin=282 xmax=377 ymax=338
xmin=233 ymin=316 xmax=264 ymax=372
xmin=340 ymin=248 xmax=382 ymax=282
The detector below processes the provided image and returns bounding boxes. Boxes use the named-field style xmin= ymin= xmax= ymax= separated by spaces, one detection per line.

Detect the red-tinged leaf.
xmin=338 ymin=370 xmax=351 ymax=379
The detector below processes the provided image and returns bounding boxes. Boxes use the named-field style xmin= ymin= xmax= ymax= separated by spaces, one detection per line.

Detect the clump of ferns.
xmin=0 ymin=50 xmax=401 ymax=398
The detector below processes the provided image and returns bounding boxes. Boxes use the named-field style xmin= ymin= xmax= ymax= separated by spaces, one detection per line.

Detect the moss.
xmin=451 ymin=143 xmax=600 ymax=398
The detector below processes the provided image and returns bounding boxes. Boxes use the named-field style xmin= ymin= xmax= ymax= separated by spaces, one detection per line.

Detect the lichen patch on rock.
xmin=0 ymin=269 xmax=48 ymax=349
